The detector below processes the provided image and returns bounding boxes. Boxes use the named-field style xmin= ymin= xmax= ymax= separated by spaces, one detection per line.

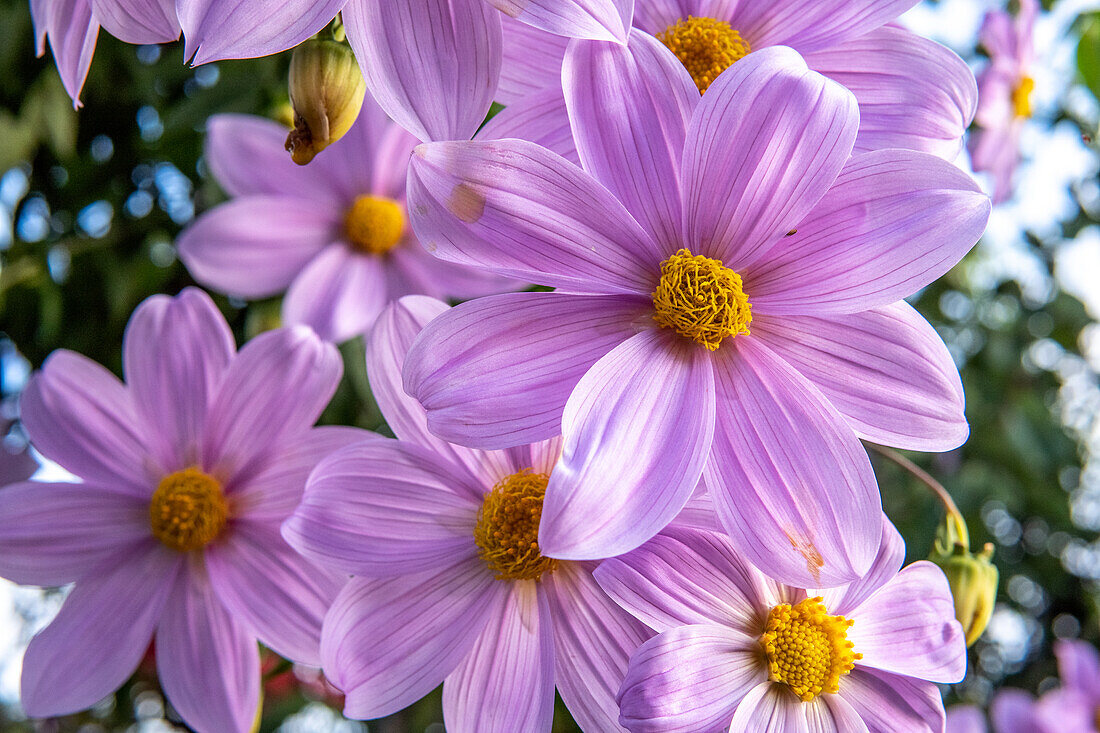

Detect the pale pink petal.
xmin=385 ymin=240 xmax=525 ymax=302
xmin=541 ymin=329 xmax=714 ymax=560
xmin=177 ymin=197 xmax=341 ymax=299
xmin=323 ymin=562 xmax=506 ymax=719
xmin=281 ymin=245 xmax=388 ymax=343
xmin=443 ymin=581 xmax=556 ymax=732
xmin=0 ymin=481 xmax=150 ymax=587
xmin=343 ymin=0 xmax=501 ymax=142
xmin=818 ymin=516 xmax=905 ymax=617
xmin=407 ymin=138 xmax=663 ymax=293
xmin=630 ymin=0 xmax=686 ymax=35
xmin=20 ymin=546 xmax=180 ymax=718
xmin=92 ymin=0 xmax=178 ymax=43
xmin=813 ymin=695 xmax=871 ymax=733
xmin=543 ymin=562 xmax=652 ymax=732
xmin=486 ymin=0 xmax=632 ymax=42
xmin=728 ymin=0 xmax=916 ymax=53
xmin=682 ymin=46 xmax=858 ymax=269
xmin=705 ymin=337 xmax=880 ymax=588
xmin=44 ymin=0 xmax=99 ymax=106
xmin=749 ymin=303 xmax=967 ymax=452
xmin=404 ymin=291 xmax=647 ymax=449
xmin=1055 ymin=639 xmax=1100 ymax=699
xmin=729 ymin=681 xmax=804 ymax=732
xmin=839 ymin=668 xmax=947 ymax=733
xmin=497 ymin=14 xmax=568 ymax=104
xmin=946 ymin=705 xmax=988 ymax=733
xmin=476 ymin=86 xmax=579 ymax=166
xmin=990 ymin=690 xmax=1039 ymax=733
xmin=179 ymin=0 xmax=344 ymax=64
xmin=156 ymin=566 xmax=260 ymax=733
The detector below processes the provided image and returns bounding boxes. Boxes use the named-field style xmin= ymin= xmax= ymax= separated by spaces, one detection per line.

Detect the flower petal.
xmin=705 ymin=337 xmax=880 ymax=588
xmin=92 ymin=0 xmax=178 ymax=43
xmin=543 ymin=562 xmax=652 ymax=732
xmin=729 ymin=682 xmax=806 ymax=732
xmin=847 ymin=561 xmax=967 ymax=684
xmin=21 ymin=350 xmax=152 ymax=493
xmin=476 ymin=86 xmax=579 ymax=166
xmin=485 ymin=0 xmax=632 ymax=43
xmin=323 ymin=562 xmax=504 ymax=719
xmin=839 ymin=667 xmax=947 ymax=733
xmin=497 ymin=14 xmax=568 ymax=104
xmin=283 ymin=438 xmax=481 ymax=577
xmin=730 ymin=0 xmax=916 ymax=53
xmin=564 ymin=29 xmax=697 ymax=253
xmin=179 ymin=0 xmax=344 ymax=64
xmin=747 ymin=149 xmax=990 ymax=315
xmin=989 ymin=690 xmax=1039 ymax=733
xmin=404 ymin=291 xmax=647 ymax=449
xmin=541 ymin=329 xmax=715 ymax=560
xmin=804 ymin=26 xmax=977 ymax=160
xmin=945 ymin=705 xmax=988 ymax=733
xmin=442 ymin=581 xmax=556 ymax=732
xmin=156 ymin=565 xmax=260 ymax=733
xmin=0 ymin=481 xmax=150 ymax=587
xmin=407 ymin=138 xmax=663 ymax=293
xmin=281 ymin=245 xmax=388 ymax=343
xmin=682 ymin=45 xmax=858 ymax=269
xmin=1055 ymin=639 xmax=1100 ymax=700
xmin=343 ymin=0 xmax=501 ymax=142
xmin=749 ymin=303 xmax=967 ymax=452
xmin=123 ymin=288 xmax=235 ymax=472
xmin=20 ymin=546 xmax=180 ymax=718
xmin=618 ymin=624 xmax=761 ymax=733
xmin=814 ymin=694 xmax=871 ymax=733
xmin=177 ymin=197 xmax=341 ymax=299
xmin=44 ymin=0 xmax=99 ymax=106
xmin=207 ymin=522 xmax=343 ymax=666
xmin=818 ymin=516 xmax=905 ymax=617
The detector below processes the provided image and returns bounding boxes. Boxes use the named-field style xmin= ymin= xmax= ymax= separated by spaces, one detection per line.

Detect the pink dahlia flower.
xmin=597 ymin=520 xmax=967 ymax=732
xmin=177 ymin=101 xmax=512 ymax=343
xmin=968 ymin=0 xmax=1038 ymax=204
xmin=404 ymin=44 xmax=990 ymax=587
xmin=283 ymin=296 xmax=652 ymax=732
xmin=30 ymin=0 xmax=179 ymax=105
xmin=0 ymin=288 xmax=365 ymax=733
xmin=497 ymin=0 xmax=977 ymax=160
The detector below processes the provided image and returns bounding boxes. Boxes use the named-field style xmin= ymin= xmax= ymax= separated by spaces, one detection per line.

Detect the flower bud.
xmin=929 ymin=513 xmax=999 ymax=647
xmin=285 ymin=39 xmax=366 ymax=165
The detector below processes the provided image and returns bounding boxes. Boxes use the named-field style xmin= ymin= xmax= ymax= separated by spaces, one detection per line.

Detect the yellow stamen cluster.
xmin=1012 ymin=76 xmax=1035 ymax=118
xmin=149 ymin=467 xmax=229 ymax=552
xmin=657 ymin=17 xmax=751 ymax=94
xmin=344 ymin=195 xmax=405 ymax=255
xmin=652 ymin=248 xmax=751 ymax=350
xmin=473 ymin=469 xmax=558 ymax=581
xmin=761 ymin=597 xmax=861 ymax=702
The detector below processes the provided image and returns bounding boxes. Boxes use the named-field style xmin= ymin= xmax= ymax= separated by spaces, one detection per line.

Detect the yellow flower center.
xmin=149 ymin=467 xmax=229 ymax=552
xmin=761 ymin=597 xmax=862 ymax=702
xmin=344 ymin=195 xmax=405 ymax=255
xmin=657 ymin=16 xmax=751 ymax=94
xmin=1012 ymin=75 xmax=1034 ymax=118
xmin=651 ymin=248 xmax=751 ymax=351
xmin=473 ymin=468 xmax=558 ymax=582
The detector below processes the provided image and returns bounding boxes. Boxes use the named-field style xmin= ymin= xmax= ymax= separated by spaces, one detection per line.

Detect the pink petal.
xmin=177 ymin=197 xmax=341 ymax=299
xmin=705 ymin=337 xmax=880 ymax=588
xmin=839 ymin=668 xmax=947 ymax=733
xmin=92 ymin=0 xmax=178 ymax=43
xmin=385 ymin=236 xmax=526 ymax=301
xmin=0 ymin=481 xmax=150 ymax=587
xmin=323 ymin=563 xmax=505 ymax=719
xmin=476 ymin=86 xmax=580 ymax=166
xmin=1055 ymin=639 xmax=1100 ymax=699
xmin=543 ymin=562 xmax=652 ymax=732
xmin=44 ymin=0 xmax=99 ymax=106
xmin=407 ymin=138 xmax=663 ymax=293
xmin=564 ymin=30 xmax=697 ymax=253
xmin=156 ymin=566 xmax=260 ymax=733
xmin=990 ymin=689 xmax=1038 ymax=733
xmin=206 ymin=522 xmax=344 ymax=666
xmin=20 ymin=546 xmax=180 ymax=718
xmin=618 ymin=625 xmax=763 ymax=733
xmin=729 ymin=682 xmax=817 ymax=732
xmin=729 ymin=0 xmax=916 ymax=53
xmin=682 ymin=46 xmax=858 ymax=269
xmin=123 ymin=288 xmax=235 ymax=472
xmin=747 ymin=149 xmax=990 ymax=316
xmin=281 ymin=245 xmax=388 ymax=343
xmin=749 ymin=303 xmax=967 ymax=452
xmin=497 ymin=14 xmax=568 ymax=104
xmin=283 ymin=438 xmax=481 ymax=577
xmin=343 ymin=0 xmax=501 ymax=142
xmin=179 ymin=0 xmax=344 ymax=64
xmin=541 ymin=329 xmax=715 ymax=560
xmin=442 ymin=581 xmax=556 ymax=732
xmin=818 ymin=516 xmax=905 ymax=617
xmin=404 ymin=291 xmax=647 ymax=449
xmin=485 ymin=0 xmax=633 ymax=42
xmin=630 ymin=0 xmax=688 ymax=35
xmin=20 ymin=350 xmax=152 ymax=494
xmin=946 ymin=705 xmax=988 ymax=733
xmin=848 ymin=562 xmax=967 ymax=684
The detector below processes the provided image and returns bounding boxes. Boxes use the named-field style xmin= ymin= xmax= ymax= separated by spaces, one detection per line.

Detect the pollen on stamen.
xmin=652 ymin=248 xmax=751 ymax=351
xmin=657 ymin=16 xmax=751 ymax=94
xmin=761 ymin=597 xmax=862 ymax=702
xmin=344 ymin=195 xmax=405 ymax=255
xmin=1012 ymin=76 xmax=1035 ymax=118
xmin=149 ymin=467 xmax=228 ymax=552
xmin=473 ymin=468 xmax=558 ymax=582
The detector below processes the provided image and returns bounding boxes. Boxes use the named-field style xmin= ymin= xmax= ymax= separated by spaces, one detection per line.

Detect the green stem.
xmin=868 ymin=444 xmax=965 ymax=526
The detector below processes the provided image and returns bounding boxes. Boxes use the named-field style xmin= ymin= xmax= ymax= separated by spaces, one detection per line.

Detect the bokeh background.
xmin=1 ymin=0 xmax=1099 ymax=730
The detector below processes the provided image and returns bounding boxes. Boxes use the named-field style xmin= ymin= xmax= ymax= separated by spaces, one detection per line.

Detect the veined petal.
xmin=705 ymin=337 xmax=881 ymax=588
xmin=404 ymin=291 xmax=648 ymax=449
xmin=749 ymin=303 xmax=968 ymax=452
xmin=728 ymin=681 xmax=803 ymax=732
xmin=92 ymin=0 xmax=178 ymax=44
xmin=839 ymin=668 xmax=947 ymax=733
xmin=45 ymin=0 xmax=99 ymax=106
xmin=682 ymin=46 xmax=858 ymax=269
xmin=541 ymin=329 xmax=715 ymax=560
xmin=747 ymin=149 xmax=990 ymax=316
xmin=486 ymin=0 xmax=633 ymax=43
xmin=442 ymin=581 xmax=556 ymax=733
xmin=476 ymin=86 xmax=579 ymax=166
xmin=729 ymin=0 xmax=916 ymax=53
xmin=407 ymin=138 xmax=663 ymax=293
xmin=818 ymin=516 xmax=905 ymax=618
xmin=281 ymin=245 xmax=388 ymax=343
xmin=343 ymin=0 xmax=501 ymax=142
xmin=497 ymin=14 xmax=568 ymax=104
xmin=179 ymin=0 xmax=344 ymax=65
xmin=564 ymin=30 xmax=697 ymax=253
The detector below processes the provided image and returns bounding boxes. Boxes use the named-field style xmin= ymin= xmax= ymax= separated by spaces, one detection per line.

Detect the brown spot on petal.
xmin=449 ymin=183 xmax=485 ymax=223
xmin=785 ymin=530 xmax=824 ymax=585
xmin=493 ymin=0 xmax=525 ymax=18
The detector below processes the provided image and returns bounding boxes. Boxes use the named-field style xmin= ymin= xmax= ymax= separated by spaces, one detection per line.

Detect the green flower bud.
xmin=929 ymin=513 xmax=999 ymax=647
xmin=285 ymin=39 xmax=366 ymax=166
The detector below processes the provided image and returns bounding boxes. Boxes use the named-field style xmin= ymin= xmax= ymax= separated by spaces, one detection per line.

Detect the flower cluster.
xmin=7 ymin=0 xmax=1047 ymax=730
